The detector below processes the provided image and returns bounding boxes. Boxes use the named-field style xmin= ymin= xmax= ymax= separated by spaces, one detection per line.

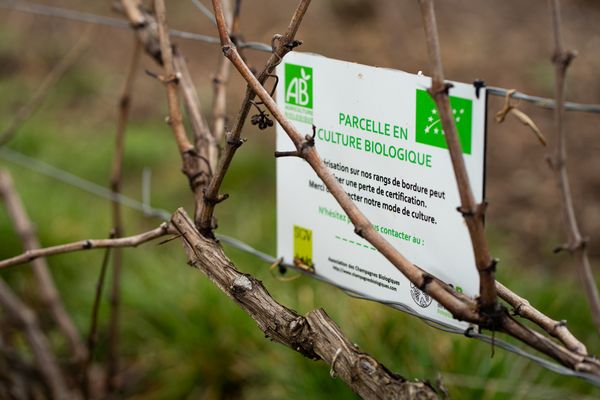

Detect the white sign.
xmin=276 ymin=52 xmax=486 ymax=329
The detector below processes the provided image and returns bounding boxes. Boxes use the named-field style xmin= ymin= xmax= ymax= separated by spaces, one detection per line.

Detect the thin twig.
xmin=0 ymin=170 xmax=87 ymax=364
xmin=496 ymin=281 xmax=586 ymax=354
xmin=84 ymin=243 xmax=112 ymax=399
xmin=0 ymin=29 xmax=90 ymax=146
xmin=152 ymin=0 xmax=212 ymax=227
xmin=210 ymin=0 xmax=600 ymax=375
xmin=173 ymin=53 xmax=215 ymax=168
xmin=106 ymin=37 xmax=141 ymax=394
xmin=0 ymin=278 xmax=69 ymax=399
xmin=154 ymin=0 xmax=194 ymax=154
xmin=109 ymin=39 xmax=141 ymax=218
xmin=112 ymin=2 xmax=215 ymax=231
xmin=418 ymin=0 xmax=497 ymax=313
xmin=0 ymin=223 xmax=171 ymax=269
xmin=548 ymin=0 xmax=600 ymax=335
xmin=210 ymin=0 xmax=234 ymax=145
xmin=198 ymin=0 xmax=311 ymax=236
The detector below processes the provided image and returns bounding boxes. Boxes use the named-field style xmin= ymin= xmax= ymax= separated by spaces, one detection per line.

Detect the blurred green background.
xmin=1 ymin=1 xmax=600 ymax=399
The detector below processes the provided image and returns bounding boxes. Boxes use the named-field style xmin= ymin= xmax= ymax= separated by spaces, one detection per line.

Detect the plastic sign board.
xmin=276 ymin=52 xmax=486 ymax=329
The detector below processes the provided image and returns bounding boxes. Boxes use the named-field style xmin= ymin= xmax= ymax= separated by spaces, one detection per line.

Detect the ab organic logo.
xmin=415 ymin=89 xmax=472 ymax=154
xmin=284 ymin=63 xmax=314 ymax=124
xmin=285 ymin=64 xmax=312 ymax=108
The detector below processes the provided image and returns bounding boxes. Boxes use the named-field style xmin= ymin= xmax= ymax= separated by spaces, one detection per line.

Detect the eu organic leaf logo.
xmin=415 ymin=89 xmax=472 ymax=154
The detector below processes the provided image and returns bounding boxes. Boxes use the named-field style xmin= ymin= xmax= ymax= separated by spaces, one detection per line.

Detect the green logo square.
xmin=415 ymin=89 xmax=472 ymax=154
xmin=285 ymin=64 xmax=313 ymax=109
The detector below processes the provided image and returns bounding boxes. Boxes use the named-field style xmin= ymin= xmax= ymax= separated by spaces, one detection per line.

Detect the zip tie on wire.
xmin=1 ymin=0 xmax=599 ymax=113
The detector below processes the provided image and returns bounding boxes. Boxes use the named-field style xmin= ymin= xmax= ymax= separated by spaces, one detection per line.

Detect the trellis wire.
xmin=0 ymin=0 xmax=271 ymax=52
xmin=1 ymin=147 xmax=599 ymax=387
xmin=1 ymin=0 xmax=600 ymax=113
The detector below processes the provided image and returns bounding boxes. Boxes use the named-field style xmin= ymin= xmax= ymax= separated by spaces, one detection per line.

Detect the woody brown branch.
xmin=211 ymin=0 xmax=600 ymax=375
xmin=154 ymin=0 xmax=193 ymax=156
xmin=496 ymin=281 xmax=587 ymax=354
xmin=85 ymin=241 xmax=112 ymax=399
xmin=0 ymin=170 xmax=87 ymax=365
xmin=418 ymin=0 xmax=497 ymax=313
xmin=210 ymin=0 xmax=234 ymax=146
xmin=120 ymin=0 xmax=215 ymax=226
xmin=548 ymin=0 xmax=600 ymax=336
xmin=173 ymin=53 xmax=216 ymax=170
xmin=171 ymin=208 xmax=438 ymax=400
xmin=197 ymin=0 xmax=311 ymax=236
xmin=0 ymin=223 xmax=171 ymax=269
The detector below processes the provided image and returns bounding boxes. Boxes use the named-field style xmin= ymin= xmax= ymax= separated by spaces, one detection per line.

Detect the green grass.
xmin=1 ymin=39 xmax=599 ymax=400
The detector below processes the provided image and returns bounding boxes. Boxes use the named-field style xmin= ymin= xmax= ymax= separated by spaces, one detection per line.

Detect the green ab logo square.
xmin=415 ymin=89 xmax=472 ymax=154
xmin=285 ymin=63 xmax=313 ymax=109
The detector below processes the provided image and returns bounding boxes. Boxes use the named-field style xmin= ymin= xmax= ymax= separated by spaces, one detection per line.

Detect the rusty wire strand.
xmin=1 ymin=0 xmax=599 ymax=113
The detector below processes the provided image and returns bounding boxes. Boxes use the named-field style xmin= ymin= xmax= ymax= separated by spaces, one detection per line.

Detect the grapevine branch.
xmin=146 ymin=2 xmax=442 ymax=396
xmin=417 ymin=0 xmax=497 ymax=313
xmin=120 ymin=0 xmax=215 ymax=225
xmin=171 ymin=208 xmax=438 ymax=400
xmin=197 ymin=0 xmax=312 ymax=236
xmin=496 ymin=282 xmax=586 ymax=354
xmin=548 ymin=0 xmax=600 ymax=335
xmin=210 ymin=0 xmax=235 ymax=145
xmin=84 ymin=243 xmax=112 ymax=398
xmin=0 ymin=223 xmax=172 ymax=269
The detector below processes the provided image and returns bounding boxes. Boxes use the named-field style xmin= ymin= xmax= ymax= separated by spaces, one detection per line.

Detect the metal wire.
xmin=0 ymin=147 xmax=171 ymax=220
xmin=0 ymin=0 xmax=271 ymax=52
xmin=1 ymin=146 xmax=599 ymax=387
xmin=486 ymin=86 xmax=600 ymax=113
xmin=0 ymin=147 xmax=274 ymax=261
xmin=1 ymin=0 xmax=599 ymax=112
xmin=191 ymin=0 xmax=217 ymax=26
